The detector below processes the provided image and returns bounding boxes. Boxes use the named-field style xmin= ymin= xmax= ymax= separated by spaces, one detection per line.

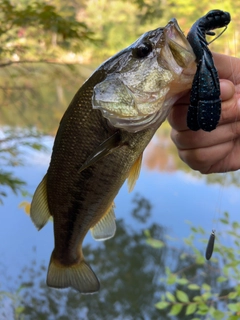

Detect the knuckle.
xmin=180 ymin=148 xmax=210 ymax=171
xmin=220 ymin=96 xmax=238 ymax=124
xmin=230 ymin=121 xmax=240 ymax=137
xmin=170 ymin=129 xmax=178 ymax=147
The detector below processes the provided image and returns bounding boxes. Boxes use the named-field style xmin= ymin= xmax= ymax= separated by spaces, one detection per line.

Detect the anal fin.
xmin=30 ymin=175 xmax=51 ymax=230
xmin=90 ymin=203 xmax=116 ymax=241
xmin=127 ymin=153 xmax=143 ymax=192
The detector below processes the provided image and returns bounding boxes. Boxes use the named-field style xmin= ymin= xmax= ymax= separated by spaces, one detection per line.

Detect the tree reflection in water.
xmin=144 ymin=123 xmax=240 ymax=188
xmin=2 ymin=194 xmax=230 ymax=320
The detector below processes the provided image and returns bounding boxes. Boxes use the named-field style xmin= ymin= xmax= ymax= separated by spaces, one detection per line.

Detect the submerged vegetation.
xmin=1 ymin=207 xmax=240 ymax=319
xmin=154 ymin=212 xmax=240 ymax=319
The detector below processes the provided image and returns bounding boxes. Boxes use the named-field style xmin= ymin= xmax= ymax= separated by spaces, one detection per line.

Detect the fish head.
xmin=92 ymin=19 xmax=196 ymax=132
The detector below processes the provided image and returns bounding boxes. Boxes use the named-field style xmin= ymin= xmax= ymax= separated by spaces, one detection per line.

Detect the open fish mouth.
xmin=162 ymin=19 xmax=196 ymax=70
xmin=92 ymin=19 xmax=196 ymax=133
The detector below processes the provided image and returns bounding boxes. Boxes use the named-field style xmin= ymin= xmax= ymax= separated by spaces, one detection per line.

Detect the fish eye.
xmin=132 ymin=41 xmax=153 ymax=59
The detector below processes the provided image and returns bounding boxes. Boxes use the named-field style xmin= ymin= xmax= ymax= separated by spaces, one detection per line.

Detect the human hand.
xmin=168 ymin=52 xmax=240 ymax=174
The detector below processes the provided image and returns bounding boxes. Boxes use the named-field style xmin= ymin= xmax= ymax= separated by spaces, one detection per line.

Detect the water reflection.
xmin=0 ymin=64 xmax=92 ymax=134
xmin=1 ymin=114 xmax=240 ymax=319
xmin=144 ymin=124 xmax=178 ymax=172
xmin=144 ymin=122 xmax=240 ymax=188
xmin=1 ymin=211 xmax=231 ymax=319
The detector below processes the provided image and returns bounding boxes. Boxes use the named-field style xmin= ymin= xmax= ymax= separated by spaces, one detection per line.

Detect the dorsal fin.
xmin=90 ymin=203 xmax=116 ymax=241
xmin=30 ymin=175 xmax=51 ymax=230
xmin=127 ymin=153 xmax=143 ymax=192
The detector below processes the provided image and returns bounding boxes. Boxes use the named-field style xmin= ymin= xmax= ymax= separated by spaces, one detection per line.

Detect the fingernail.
xmin=220 ymin=80 xmax=235 ymax=100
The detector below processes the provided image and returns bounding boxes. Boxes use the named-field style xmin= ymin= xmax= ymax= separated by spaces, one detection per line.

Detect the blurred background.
xmin=0 ymin=0 xmax=240 ymax=319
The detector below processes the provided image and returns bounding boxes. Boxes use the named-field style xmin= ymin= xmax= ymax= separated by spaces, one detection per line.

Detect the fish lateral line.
xmin=78 ymin=130 xmax=123 ymax=173
xmin=205 ymin=229 xmax=215 ymax=260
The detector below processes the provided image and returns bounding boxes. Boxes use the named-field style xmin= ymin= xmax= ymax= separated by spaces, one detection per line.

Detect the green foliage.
xmin=0 ymin=0 xmax=94 ymax=62
xmin=129 ymin=0 xmax=164 ymax=23
xmin=0 ymin=127 xmax=46 ymax=203
xmin=0 ymin=171 xmax=25 ymax=204
xmin=0 ymin=0 xmax=95 ymax=202
xmin=153 ymin=212 xmax=240 ymax=318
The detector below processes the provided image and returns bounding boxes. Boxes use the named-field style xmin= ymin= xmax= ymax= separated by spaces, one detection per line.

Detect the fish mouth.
xmin=92 ymin=19 xmax=196 ymax=133
xmin=158 ymin=18 xmax=196 ymax=73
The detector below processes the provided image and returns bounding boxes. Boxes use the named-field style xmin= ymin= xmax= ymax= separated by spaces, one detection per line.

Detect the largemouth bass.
xmin=30 ymin=19 xmax=196 ymax=294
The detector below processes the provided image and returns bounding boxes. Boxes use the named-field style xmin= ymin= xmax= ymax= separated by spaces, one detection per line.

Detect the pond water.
xmin=0 ymin=49 xmax=239 ymax=318
xmin=0 ymin=125 xmax=240 ymax=319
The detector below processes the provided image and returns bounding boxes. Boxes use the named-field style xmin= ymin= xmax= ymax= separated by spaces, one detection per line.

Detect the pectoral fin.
xmin=127 ymin=153 xmax=143 ymax=192
xmin=90 ymin=203 xmax=116 ymax=241
xmin=30 ymin=175 xmax=51 ymax=230
xmin=79 ymin=131 xmax=122 ymax=173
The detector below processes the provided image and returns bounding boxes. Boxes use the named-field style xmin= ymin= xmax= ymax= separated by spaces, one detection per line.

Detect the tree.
xmin=0 ymin=0 xmax=237 ymax=202
xmin=0 ymin=0 xmax=95 ymax=203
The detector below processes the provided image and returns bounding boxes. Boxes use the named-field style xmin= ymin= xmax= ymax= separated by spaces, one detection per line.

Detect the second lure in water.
xmin=205 ymin=230 xmax=215 ymax=260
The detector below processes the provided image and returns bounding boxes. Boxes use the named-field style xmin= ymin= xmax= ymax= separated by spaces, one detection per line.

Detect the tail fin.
xmin=46 ymin=254 xmax=100 ymax=294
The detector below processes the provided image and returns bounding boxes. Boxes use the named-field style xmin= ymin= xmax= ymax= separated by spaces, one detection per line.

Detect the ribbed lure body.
xmin=187 ymin=10 xmax=231 ymax=132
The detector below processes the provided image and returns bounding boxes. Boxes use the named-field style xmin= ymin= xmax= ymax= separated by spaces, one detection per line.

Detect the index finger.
xmin=213 ymin=52 xmax=240 ymax=86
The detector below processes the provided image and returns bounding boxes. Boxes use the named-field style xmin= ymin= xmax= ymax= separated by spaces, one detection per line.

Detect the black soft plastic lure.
xmin=187 ymin=10 xmax=231 ymax=132
xmin=205 ymin=230 xmax=215 ymax=260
